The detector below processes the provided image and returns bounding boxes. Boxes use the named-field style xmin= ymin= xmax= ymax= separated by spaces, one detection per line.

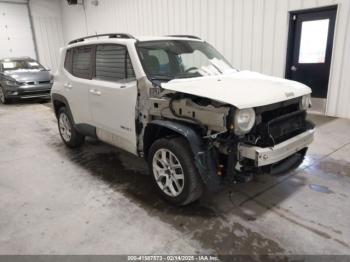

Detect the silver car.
xmin=0 ymin=57 xmax=53 ymax=104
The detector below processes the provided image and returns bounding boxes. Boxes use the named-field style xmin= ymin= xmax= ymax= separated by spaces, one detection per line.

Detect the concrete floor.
xmin=0 ymin=101 xmax=350 ymax=255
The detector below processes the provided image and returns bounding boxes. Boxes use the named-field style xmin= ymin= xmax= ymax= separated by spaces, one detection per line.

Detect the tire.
xmin=57 ymin=107 xmax=84 ymax=148
xmin=148 ymin=137 xmax=204 ymax=206
xmin=0 ymin=86 xmax=9 ymax=104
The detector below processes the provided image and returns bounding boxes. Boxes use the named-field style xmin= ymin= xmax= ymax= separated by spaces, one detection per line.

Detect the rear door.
xmin=89 ymin=44 xmax=138 ymax=154
xmin=62 ymin=46 xmax=93 ymax=124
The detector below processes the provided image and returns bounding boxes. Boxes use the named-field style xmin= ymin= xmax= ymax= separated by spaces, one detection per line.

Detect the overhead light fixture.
xmin=91 ymin=0 xmax=99 ymax=6
xmin=66 ymin=0 xmax=84 ymax=6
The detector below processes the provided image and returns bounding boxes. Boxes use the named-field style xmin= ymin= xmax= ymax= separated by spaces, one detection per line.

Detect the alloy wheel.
xmin=59 ymin=113 xmax=72 ymax=142
xmin=0 ymin=87 xmax=5 ymax=103
xmin=152 ymin=148 xmax=185 ymax=197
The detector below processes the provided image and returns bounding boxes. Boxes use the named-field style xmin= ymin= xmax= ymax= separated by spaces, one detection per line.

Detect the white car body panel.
xmin=89 ymin=79 xmax=138 ymax=155
xmin=63 ymin=73 xmax=93 ymax=124
xmin=52 ymin=49 xmax=92 ymax=125
xmin=161 ymin=71 xmax=312 ymax=109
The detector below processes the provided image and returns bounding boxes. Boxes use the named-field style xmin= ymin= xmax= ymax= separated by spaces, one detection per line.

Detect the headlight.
xmin=300 ymin=95 xmax=311 ymax=110
xmin=4 ymin=80 xmax=19 ymax=86
xmin=234 ymin=108 xmax=256 ymax=135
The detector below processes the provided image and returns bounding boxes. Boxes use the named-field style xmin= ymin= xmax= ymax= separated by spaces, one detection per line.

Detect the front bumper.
xmin=238 ymin=129 xmax=315 ymax=167
xmin=3 ymin=84 xmax=52 ymax=99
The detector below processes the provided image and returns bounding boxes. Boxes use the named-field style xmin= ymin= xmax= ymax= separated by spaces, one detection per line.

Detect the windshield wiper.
xmin=149 ymin=75 xmax=174 ymax=81
xmin=173 ymin=72 xmax=202 ymax=79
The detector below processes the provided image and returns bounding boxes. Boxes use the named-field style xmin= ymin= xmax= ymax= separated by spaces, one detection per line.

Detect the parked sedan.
xmin=0 ymin=57 xmax=53 ymax=104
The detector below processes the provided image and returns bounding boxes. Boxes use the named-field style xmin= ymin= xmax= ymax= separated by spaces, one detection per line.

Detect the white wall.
xmin=29 ymin=0 xmax=64 ymax=72
xmin=60 ymin=0 xmax=350 ymax=119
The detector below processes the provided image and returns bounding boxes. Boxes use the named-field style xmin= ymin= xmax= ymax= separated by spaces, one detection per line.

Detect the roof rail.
xmin=68 ymin=33 xmax=136 ymax=45
xmin=166 ymin=35 xmax=201 ymax=40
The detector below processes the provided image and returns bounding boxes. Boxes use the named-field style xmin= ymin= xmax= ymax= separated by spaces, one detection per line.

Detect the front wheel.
xmin=148 ymin=137 xmax=204 ymax=206
xmin=0 ymin=86 xmax=9 ymax=104
xmin=58 ymin=107 xmax=84 ymax=148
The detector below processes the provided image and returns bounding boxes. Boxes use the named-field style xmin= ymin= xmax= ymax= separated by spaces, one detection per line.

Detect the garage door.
xmin=0 ymin=2 xmax=36 ymax=59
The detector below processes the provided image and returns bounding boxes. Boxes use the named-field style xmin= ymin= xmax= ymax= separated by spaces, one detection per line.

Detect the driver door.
xmin=89 ymin=44 xmax=138 ymax=154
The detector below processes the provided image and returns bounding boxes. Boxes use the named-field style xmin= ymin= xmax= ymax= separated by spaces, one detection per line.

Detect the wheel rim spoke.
xmin=154 ymin=165 xmax=166 ymax=179
xmin=173 ymin=172 xmax=184 ymax=181
xmin=167 ymin=180 xmax=178 ymax=196
xmin=171 ymin=176 xmax=182 ymax=192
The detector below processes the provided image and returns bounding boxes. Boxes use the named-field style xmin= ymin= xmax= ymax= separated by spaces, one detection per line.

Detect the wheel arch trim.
xmin=144 ymin=120 xmax=221 ymax=192
xmin=51 ymin=93 xmax=97 ymax=138
xmin=51 ymin=93 xmax=75 ymax=124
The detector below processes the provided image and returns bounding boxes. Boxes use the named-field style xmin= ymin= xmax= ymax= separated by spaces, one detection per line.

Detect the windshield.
xmin=1 ymin=60 xmax=45 ymax=72
xmin=136 ymin=40 xmax=236 ymax=81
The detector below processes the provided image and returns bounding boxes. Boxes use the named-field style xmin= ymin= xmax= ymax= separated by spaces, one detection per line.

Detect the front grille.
xmin=22 ymin=81 xmax=51 ymax=85
xmin=21 ymin=89 xmax=51 ymax=97
xmin=265 ymin=111 xmax=307 ymax=144
xmin=39 ymin=81 xmax=51 ymax=84
xmin=261 ymin=103 xmax=299 ymax=122
xmin=250 ymin=102 xmax=308 ymax=147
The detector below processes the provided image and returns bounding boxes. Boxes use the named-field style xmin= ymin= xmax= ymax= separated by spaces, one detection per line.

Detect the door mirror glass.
xmin=298 ymin=19 xmax=329 ymax=64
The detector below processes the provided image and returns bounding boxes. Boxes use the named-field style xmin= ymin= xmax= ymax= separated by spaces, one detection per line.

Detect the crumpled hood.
xmin=5 ymin=70 xmax=51 ymax=83
xmin=161 ymin=71 xmax=312 ymax=109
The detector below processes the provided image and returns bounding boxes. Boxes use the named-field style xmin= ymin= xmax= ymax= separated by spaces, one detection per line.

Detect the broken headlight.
xmin=234 ymin=108 xmax=256 ymax=135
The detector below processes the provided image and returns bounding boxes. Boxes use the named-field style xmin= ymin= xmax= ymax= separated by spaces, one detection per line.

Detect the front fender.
xmin=149 ymin=120 xmax=221 ymax=192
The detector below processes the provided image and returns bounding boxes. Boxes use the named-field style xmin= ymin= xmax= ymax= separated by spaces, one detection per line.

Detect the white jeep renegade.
xmin=52 ymin=33 xmax=315 ymax=205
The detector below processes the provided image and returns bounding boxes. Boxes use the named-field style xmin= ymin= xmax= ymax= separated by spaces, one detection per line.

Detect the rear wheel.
xmin=148 ymin=137 xmax=203 ymax=206
xmin=0 ymin=86 xmax=9 ymax=104
xmin=58 ymin=107 xmax=84 ymax=148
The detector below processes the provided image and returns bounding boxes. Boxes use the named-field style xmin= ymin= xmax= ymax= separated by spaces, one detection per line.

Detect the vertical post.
xmin=27 ymin=0 xmax=39 ymax=60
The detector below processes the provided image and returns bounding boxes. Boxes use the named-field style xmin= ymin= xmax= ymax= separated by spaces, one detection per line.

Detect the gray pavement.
xmin=0 ymin=101 xmax=349 ymax=255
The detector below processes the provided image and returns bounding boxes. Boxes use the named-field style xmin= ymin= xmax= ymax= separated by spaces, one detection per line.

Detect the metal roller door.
xmin=0 ymin=1 xmax=36 ymax=59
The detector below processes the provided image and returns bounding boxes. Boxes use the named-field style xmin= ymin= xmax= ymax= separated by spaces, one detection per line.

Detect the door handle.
xmin=89 ymin=89 xmax=102 ymax=96
xmin=64 ymin=83 xmax=72 ymax=90
xmin=291 ymin=65 xmax=298 ymax=72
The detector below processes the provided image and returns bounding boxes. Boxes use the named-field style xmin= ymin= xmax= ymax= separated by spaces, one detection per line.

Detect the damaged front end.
xmin=139 ymin=80 xmax=314 ymax=192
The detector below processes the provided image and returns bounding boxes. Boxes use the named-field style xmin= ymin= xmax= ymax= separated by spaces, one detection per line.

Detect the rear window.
xmin=64 ymin=49 xmax=73 ymax=73
xmin=72 ymin=46 xmax=93 ymax=79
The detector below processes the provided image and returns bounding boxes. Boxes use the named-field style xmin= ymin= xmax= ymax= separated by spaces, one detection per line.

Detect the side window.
xmin=72 ymin=46 xmax=93 ymax=79
xmin=95 ymin=44 xmax=135 ymax=82
xmin=64 ymin=49 xmax=73 ymax=73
